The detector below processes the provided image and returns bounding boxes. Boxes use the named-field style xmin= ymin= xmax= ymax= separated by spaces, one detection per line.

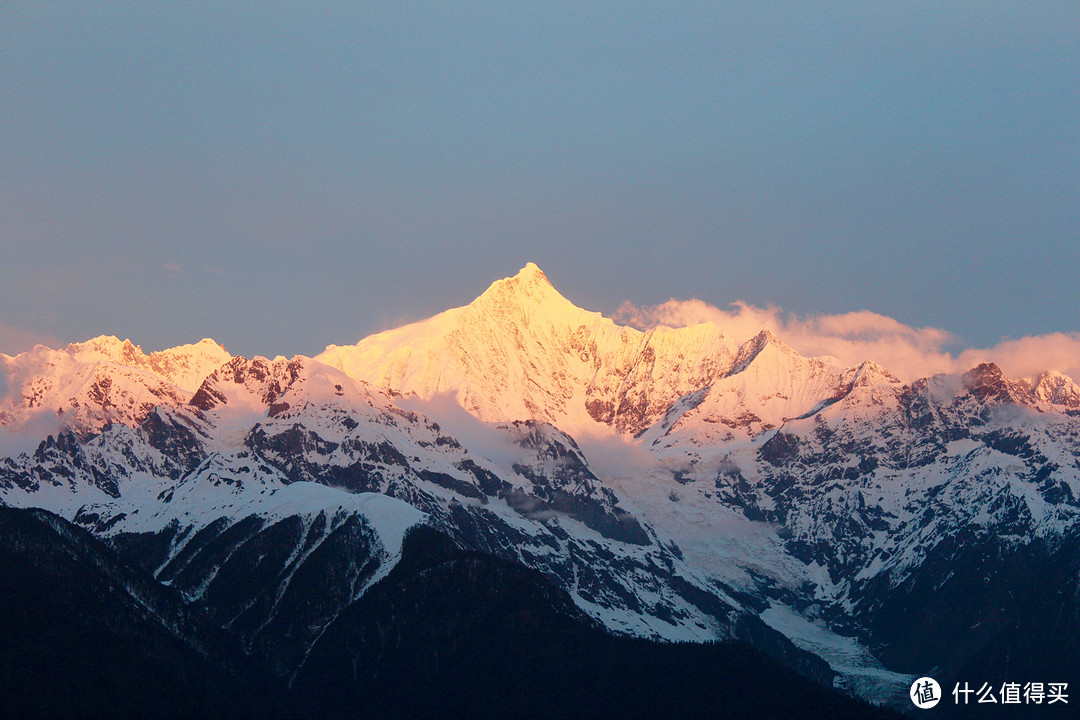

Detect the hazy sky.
xmin=2 ymin=2 xmax=1078 ymax=360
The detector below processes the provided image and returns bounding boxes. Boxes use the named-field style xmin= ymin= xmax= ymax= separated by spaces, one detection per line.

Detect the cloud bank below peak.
xmin=614 ymin=298 xmax=1080 ymax=384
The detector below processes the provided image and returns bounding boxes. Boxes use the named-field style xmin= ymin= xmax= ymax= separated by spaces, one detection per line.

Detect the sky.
xmin=2 ymin=2 xmax=1078 ymax=370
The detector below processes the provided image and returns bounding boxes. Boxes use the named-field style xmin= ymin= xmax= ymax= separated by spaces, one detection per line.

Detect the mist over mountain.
xmin=2 ymin=264 xmax=1078 ymax=717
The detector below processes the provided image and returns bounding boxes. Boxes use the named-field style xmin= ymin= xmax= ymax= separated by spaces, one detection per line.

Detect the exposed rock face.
xmin=317 ymin=263 xmax=743 ymax=436
xmin=0 ymin=336 xmax=230 ymax=433
xmin=3 ymin=263 xmax=1080 ymax=709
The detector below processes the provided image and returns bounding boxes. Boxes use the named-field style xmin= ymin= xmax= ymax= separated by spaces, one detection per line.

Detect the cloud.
xmin=0 ymin=321 xmax=55 ymax=357
xmin=614 ymin=299 xmax=1080 ymax=384
xmin=0 ymin=322 xmax=59 ymax=402
xmin=0 ymin=321 xmax=62 ymax=403
xmin=956 ymin=333 xmax=1080 ymax=383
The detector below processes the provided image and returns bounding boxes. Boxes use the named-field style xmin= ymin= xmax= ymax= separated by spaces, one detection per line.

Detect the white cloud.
xmin=955 ymin=333 xmax=1080 ymax=383
xmin=614 ymin=299 xmax=1080 ymax=383
xmin=0 ymin=321 xmax=55 ymax=357
xmin=0 ymin=322 xmax=58 ymax=402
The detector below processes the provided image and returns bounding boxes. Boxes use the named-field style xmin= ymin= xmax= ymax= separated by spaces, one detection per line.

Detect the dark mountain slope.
xmin=0 ymin=507 xmax=899 ymax=719
xmin=294 ymin=525 xmax=901 ymax=720
xmin=0 ymin=506 xmax=291 ymax=720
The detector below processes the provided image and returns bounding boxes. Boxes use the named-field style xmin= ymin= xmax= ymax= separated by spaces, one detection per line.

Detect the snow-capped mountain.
xmin=0 ymin=336 xmax=230 ymax=435
xmin=3 ymin=263 xmax=1079 ymax=712
xmin=318 ymin=263 xmax=743 ymax=437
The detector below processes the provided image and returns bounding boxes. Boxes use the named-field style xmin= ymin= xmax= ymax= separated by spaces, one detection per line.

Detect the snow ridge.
xmin=4 ymin=263 xmax=1080 ymax=710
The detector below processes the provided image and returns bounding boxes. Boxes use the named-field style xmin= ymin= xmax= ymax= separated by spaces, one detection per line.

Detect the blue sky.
xmin=1 ymin=2 xmax=1078 ymax=360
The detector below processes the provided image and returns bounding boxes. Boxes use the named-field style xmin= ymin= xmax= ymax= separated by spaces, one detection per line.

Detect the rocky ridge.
xmin=3 ymin=264 xmax=1079 ymax=709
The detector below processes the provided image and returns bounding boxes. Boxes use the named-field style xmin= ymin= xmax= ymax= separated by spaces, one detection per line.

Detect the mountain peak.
xmin=470 ymin=263 xmax=578 ymax=320
xmin=728 ymin=329 xmax=794 ymax=375
xmin=59 ymin=336 xmax=229 ymax=371
xmin=753 ymin=329 xmax=783 ymax=346
xmin=480 ymin=262 xmax=553 ymax=295
xmin=1029 ymin=369 xmax=1080 ymax=408
xmin=961 ymin=362 xmax=1029 ymax=404
xmin=2 ymin=336 xmax=232 ymax=410
xmin=518 ymin=261 xmax=548 ymax=282
xmin=66 ymin=335 xmax=144 ymax=363
xmin=849 ymin=360 xmax=901 ymax=388
xmin=963 ymin=361 xmax=1005 ymax=386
